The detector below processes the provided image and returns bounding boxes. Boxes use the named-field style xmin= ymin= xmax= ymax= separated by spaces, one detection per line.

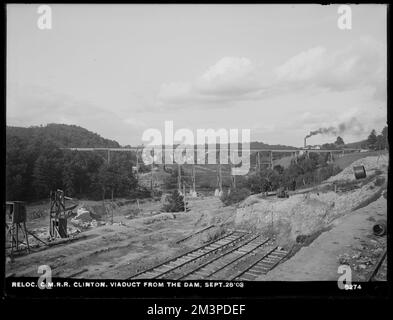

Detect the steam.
xmin=305 ymin=117 xmax=364 ymax=138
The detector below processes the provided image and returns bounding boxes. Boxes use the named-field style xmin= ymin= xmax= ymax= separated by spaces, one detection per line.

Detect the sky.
xmin=7 ymin=4 xmax=387 ymax=147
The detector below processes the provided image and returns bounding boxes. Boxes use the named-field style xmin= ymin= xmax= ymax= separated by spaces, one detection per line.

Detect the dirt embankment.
xmin=259 ymin=195 xmax=387 ymax=281
xmin=233 ymin=155 xmax=388 ymax=249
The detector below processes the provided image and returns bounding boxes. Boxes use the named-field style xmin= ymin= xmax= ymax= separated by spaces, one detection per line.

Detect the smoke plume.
xmin=305 ymin=117 xmax=364 ymax=138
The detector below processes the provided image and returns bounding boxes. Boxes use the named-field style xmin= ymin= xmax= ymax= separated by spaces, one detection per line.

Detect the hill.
xmin=344 ymin=139 xmax=368 ymax=149
xmin=7 ymin=123 xmax=120 ymax=148
xmin=6 ymin=124 xmax=132 ymax=201
xmin=250 ymin=141 xmax=298 ymax=150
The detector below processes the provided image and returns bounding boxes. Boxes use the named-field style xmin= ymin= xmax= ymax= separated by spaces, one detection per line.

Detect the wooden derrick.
xmin=49 ymin=190 xmax=77 ymax=239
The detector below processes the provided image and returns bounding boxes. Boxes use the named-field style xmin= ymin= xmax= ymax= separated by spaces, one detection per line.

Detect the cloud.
xmin=299 ymin=111 xmax=330 ymax=125
xmin=156 ymin=39 xmax=386 ymax=110
xmin=275 ymin=37 xmax=386 ymax=95
xmin=195 ymin=57 xmax=261 ymax=95
xmin=276 ymin=47 xmax=327 ymax=82
xmin=157 ymin=57 xmax=264 ymax=107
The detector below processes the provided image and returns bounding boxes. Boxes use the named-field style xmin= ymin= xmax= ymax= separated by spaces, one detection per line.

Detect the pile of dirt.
xmin=327 ymin=155 xmax=388 ymax=182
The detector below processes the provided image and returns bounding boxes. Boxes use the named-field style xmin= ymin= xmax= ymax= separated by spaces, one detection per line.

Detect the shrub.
xmin=129 ymin=186 xmax=152 ymax=199
xmin=246 ymin=169 xmax=281 ymax=193
xmin=319 ymin=164 xmax=341 ymax=181
xmin=220 ymin=188 xmax=250 ymax=206
xmin=162 ymin=190 xmax=189 ymax=212
xmin=205 ymin=226 xmax=226 ymax=243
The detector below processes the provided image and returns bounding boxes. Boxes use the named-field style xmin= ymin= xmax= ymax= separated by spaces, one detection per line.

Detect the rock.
xmin=74 ymin=208 xmax=92 ymax=222
xmin=338 ymin=253 xmax=351 ymax=265
xmin=68 ymin=228 xmax=81 ymax=236
xmin=352 ymin=244 xmax=364 ymax=251
xmin=373 ymin=248 xmax=384 ymax=257
xmin=352 ymin=253 xmax=361 ymax=259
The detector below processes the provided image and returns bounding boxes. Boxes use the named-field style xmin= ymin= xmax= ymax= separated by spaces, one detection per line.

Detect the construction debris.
xmin=372 ymin=220 xmax=386 ymax=236
xmin=353 ymin=165 xmax=367 ymax=180
xmin=327 ymin=155 xmax=388 ymax=182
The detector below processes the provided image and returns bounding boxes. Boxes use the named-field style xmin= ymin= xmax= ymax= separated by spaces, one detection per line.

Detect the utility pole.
xmin=150 ymin=148 xmax=154 ymax=192
xmin=150 ymin=163 xmax=153 ymax=191
xmin=191 ymin=164 xmax=196 ymax=194
xmin=178 ymin=164 xmax=182 ymax=193
xmin=183 ymin=183 xmax=187 ymax=212
xmin=231 ymin=173 xmax=236 ymax=190
xmin=217 ymin=164 xmax=222 ymax=192
xmin=230 ymin=155 xmax=236 ymax=190
xmin=136 ymin=148 xmax=139 ymax=171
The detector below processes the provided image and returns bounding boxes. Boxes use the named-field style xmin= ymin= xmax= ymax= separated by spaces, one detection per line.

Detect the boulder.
xmin=74 ymin=208 xmax=92 ymax=222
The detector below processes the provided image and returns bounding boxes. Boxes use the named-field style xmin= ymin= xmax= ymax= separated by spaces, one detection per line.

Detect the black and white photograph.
xmin=3 ymin=3 xmax=389 ymax=302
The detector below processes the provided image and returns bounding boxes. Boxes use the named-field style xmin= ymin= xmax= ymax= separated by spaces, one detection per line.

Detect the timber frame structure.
xmin=49 ymin=189 xmax=77 ymax=239
xmin=5 ymin=201 xmax=30 ymax=255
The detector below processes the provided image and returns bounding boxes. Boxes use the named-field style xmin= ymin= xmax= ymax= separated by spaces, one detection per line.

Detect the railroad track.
xmin=230 ymin=246 xmax=289 ymax=281
xmin=178 ymin=234 xmax=271 ymax=280
xmin=129 ymin=230 xmax=249 ymax=280
xmin=129 ymin=230 xmax=289 ymax=281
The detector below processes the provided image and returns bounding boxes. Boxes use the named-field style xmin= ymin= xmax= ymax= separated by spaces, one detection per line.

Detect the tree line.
xmin=367 ymin=127 xmax=388 ymax=150
xmin=6 ymin=124 xmax=143 ymax=201
xmin=246 ymin=152 xmax=341 ymax=194
xmin=320 ymin=126 xmax=387 ymax=150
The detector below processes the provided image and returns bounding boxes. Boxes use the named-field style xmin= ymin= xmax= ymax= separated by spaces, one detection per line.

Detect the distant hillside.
xmin=6 ymin=124 xmax=134 ymax=201
xmin=7 ymin=123 xmax=120 ymax=148
xmin=344 ymin=139 xmax=368 ymax=149
xmin=250 ymin=141 xmax=298 ymax=150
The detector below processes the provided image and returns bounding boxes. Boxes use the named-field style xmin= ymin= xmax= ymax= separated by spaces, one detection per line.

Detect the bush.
xmin=129 ymin=186 xmax=152 ymax=199
xmin=205 ymin=226 xmax=226 ymax=242
xmin=162 ymin=190 xmax=189 ymax=212
xmin=246 ymin=169 xmax=281 ymax=193
xmin=220 ymin=188 xmax=250 ymax=206
xmin=318 ymin=164 xmax=341 ymax=181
